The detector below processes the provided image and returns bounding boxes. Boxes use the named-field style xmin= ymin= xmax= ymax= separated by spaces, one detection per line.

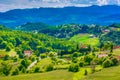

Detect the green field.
xmin=0 ymin=70 xmax=73 ymax=80
xmin=83 ymin=66 xmax=120 ymax=80
xmin=70 ymin=34 xmax=99 ymax=46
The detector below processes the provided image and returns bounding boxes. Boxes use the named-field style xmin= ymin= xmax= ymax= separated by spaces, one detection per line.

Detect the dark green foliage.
xmin=1 ymin=62 xmax=12 ymax=76
xmin=68 ymin=63 xmax=79 ymax=72
xmin=20 ymin=59 xmax=31 ymax=68
xmin=72 ymin=52 xmax=80 ymax=58
xmin=79 ymin=61 xmax=84 ymax=67
xmin=18 ymin=22 xmax=51 ymax=31
xmin=84 ymin=69 xmax=88 ymax=75
xmin=0 ymin=41 xmax=7 ymax=49
xmin=4 ymin=55 xmax=10 ymax=61
xmin=21 ymin=67 xmax=26 ymax=73
xmin=34 ymin=67 xmax=40 ymax=73
xmin=12 ymin=68 xmax=19 ymax=76
xmin=45 ymin=64 xmax=54 ymax=72
xmin=40 ymin=54 xmax=47 ymax=59
xmin=102 ymin=59 xmax=112 ymax=68
xmin=84 ymin=55 xmax=93 ymax=65
xmin=6 ymin=45 xmax=11 ymax=52
xmin=40 ymin=24 xmax=102 ymax=38
xmin=111 ymin=58 xmax=119 ymax=66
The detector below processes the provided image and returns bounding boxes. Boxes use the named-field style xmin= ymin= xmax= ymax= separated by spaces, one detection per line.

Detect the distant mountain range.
xmin=0 ymin=5 xmax=120 ymax=28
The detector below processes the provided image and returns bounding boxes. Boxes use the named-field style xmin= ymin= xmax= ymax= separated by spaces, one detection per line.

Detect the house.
xmin=113 ymin=46 xmax=120 ymax=49
xmin=98 ymin=54 xmax=108 ymax=58
xmin=89 ymin=34 xmax=95 ymax=38
xmin=24 ymin=50 xmax=32 ymax=57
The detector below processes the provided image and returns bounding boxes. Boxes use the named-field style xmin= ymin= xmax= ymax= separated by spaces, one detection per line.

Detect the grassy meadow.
xmin=70 ymin=34 xmax=99 ymax=46
xmin=0 ymin=70 xmax=73 ymax=80
xmin=83 ymin=65 xmax=120 ymax=80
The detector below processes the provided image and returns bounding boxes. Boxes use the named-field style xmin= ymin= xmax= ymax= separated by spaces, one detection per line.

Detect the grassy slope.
xmin=70 ymin=34 xmax=99 ymax=46
xmin=0 ymin=49 xmax=17 ymax=57
xmin=0 ymin=70 xmax=73 ymax=80
xmin=83 ymin=66 xmax=120 ymax=80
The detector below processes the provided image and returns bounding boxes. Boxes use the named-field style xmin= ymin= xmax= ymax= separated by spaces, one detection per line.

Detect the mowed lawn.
xmin=83 ymin=66 xmax=120 ymax=80
xmin=70 ymin=34 xmax=99 ymax=46
xmin=0 ymin=70 xmax=73 ymax=80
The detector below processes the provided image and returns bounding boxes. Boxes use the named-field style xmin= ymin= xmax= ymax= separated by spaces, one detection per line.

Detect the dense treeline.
xmin=0 ymin=25 xmax=77 ymax=57
xmin=39 ymin=24 xmax=103 ymax=38
xmin=17 ymin=23 xmax=103 ymax=39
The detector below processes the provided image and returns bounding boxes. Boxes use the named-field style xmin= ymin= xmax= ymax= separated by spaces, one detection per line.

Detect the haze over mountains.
xmin=0 ymin=5 xmax=120 ymax=28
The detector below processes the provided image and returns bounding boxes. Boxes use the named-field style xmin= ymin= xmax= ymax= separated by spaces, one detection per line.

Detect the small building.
xmin=102 ymin=29 xmax=110 ymax=33
xmin=113 ymin=46 xmax=120 ymax=49
xmin=98 ymin=54 xmax=108 ymax=58
xmin=24 ymin=50 xmax=32 ymax=57
xmin=89 ymin=34 xmax=95 ymax=38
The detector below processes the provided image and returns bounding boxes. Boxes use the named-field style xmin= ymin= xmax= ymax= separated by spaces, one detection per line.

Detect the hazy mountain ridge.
xmin=0 ymin=5 xmax=120 ymax=28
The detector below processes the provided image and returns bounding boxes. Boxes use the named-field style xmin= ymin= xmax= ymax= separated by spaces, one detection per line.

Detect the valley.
xmin=0 ymin=22 xmax=120 ymax=80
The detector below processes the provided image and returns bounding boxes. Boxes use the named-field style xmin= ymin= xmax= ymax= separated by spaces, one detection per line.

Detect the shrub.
xmin=21 ymin=67 xmax=26 ymax=73
xmin=111 ymin=58 xmax=119 ymax=66
xmin=84 ymin=69 xmax=88 ymax=75
xmin=72 ymin=52 xmax=79 ymax=58
xmin=45 ymin=64 xmax=54 ymax=72
xmin=4 ymin=55 xmax=10 ymax=61
xmin=79 ymin=61 xmax=84 ymax=67
xmin=40 ymin=54 xmax=46 ymax=59
xmin=102 ymin=59 xmax=112 ymax=68
xmin=6 ymin=46 xmax=11 ymax=52
xmin=34 ymin=67 xmax=40 ymax=73
xmin=12 ymin=68 xmax=19 ymax=76
xmin=68 ymin=63 xmax=79 ymax=72
xmin=1 ymin=62 xmax=12 ymax=76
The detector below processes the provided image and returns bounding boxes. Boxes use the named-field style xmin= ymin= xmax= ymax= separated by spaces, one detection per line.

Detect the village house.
xmin=98 ymin=54 xmax=108 ymax=58
xmin=113 ymin=46 xmax=120 ymax=49
xmin=24 ymin=50 xmax=32 ymax=57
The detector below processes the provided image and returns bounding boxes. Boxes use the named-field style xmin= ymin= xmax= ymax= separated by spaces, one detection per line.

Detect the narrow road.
xmin=27 ymin=57 xmax=41 ymax=70
xmin=27 ymin=60 xmax=37 ymax=70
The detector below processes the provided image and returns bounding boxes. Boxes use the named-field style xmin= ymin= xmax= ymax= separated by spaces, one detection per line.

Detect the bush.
xmin=68 ymin=63 xmax=79 ymax=72
xmin=45 ymin=64 xmax=54 ymax=72
xmin=102 ymin=59 xmax=112 ymax=68
xmin=40 ymin=54 xmax=46 ymax=59
xmin=6 ymin=46 xmax=11 ymax=52
xmin=12 ymin=68 xmax=19 ymax=76
xmin=21 ymin=67 xmax=26 ymax=73
xmin=1 ymin=62 xmax=12 ymax=76
xmin=34 ymin=67 xmax=40 ymax=73
xmin=4 ymin=55 xmax=10 ymax=61
xmin=84 ymin=69 xmax=88 ymax=75
xmin=111 ymin=58 xmax=119 ymax=66
xmin=72 ymin=52 xmax=79 ymax=58
xmin=79 ymin=61 xmax=84 ymax=67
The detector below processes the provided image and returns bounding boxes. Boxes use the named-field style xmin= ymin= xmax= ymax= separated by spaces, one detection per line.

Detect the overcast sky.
xmin=0 ymin=0 xmax=120 ymax=12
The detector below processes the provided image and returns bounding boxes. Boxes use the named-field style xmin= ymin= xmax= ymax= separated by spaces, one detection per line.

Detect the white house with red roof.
xmin=24 ymin=50 xmax=32 ymax=57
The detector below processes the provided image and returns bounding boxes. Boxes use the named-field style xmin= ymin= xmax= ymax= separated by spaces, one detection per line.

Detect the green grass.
xmin=113 ymin=49 xmax=120 ymax=56
xmin=70 ymin=34 xmax=99 ymax=46
xmin=0 ymin=49 xmax=17 ymax=57
xmin=0 ymin=70 xmax=73 ymax=80
xmin=73 ymin=68 xmax=92 ymax=80
xmin=83 ymin=66 xmax=120 ymax=80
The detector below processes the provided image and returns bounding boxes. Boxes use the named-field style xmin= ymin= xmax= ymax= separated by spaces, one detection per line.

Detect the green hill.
xmin=0 ymin=70 xmax=73 ymax=80
xmin=83 ymin=66 xmax=120 ymax=80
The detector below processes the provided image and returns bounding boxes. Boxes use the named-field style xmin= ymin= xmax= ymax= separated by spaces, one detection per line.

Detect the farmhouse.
xmin=24 ymin=50 xmax=32 ymax=57
xmin=113 ymin=46 xmax=120 ymax=49
xmin=98 ymin=54 xmax=108 ymax=58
